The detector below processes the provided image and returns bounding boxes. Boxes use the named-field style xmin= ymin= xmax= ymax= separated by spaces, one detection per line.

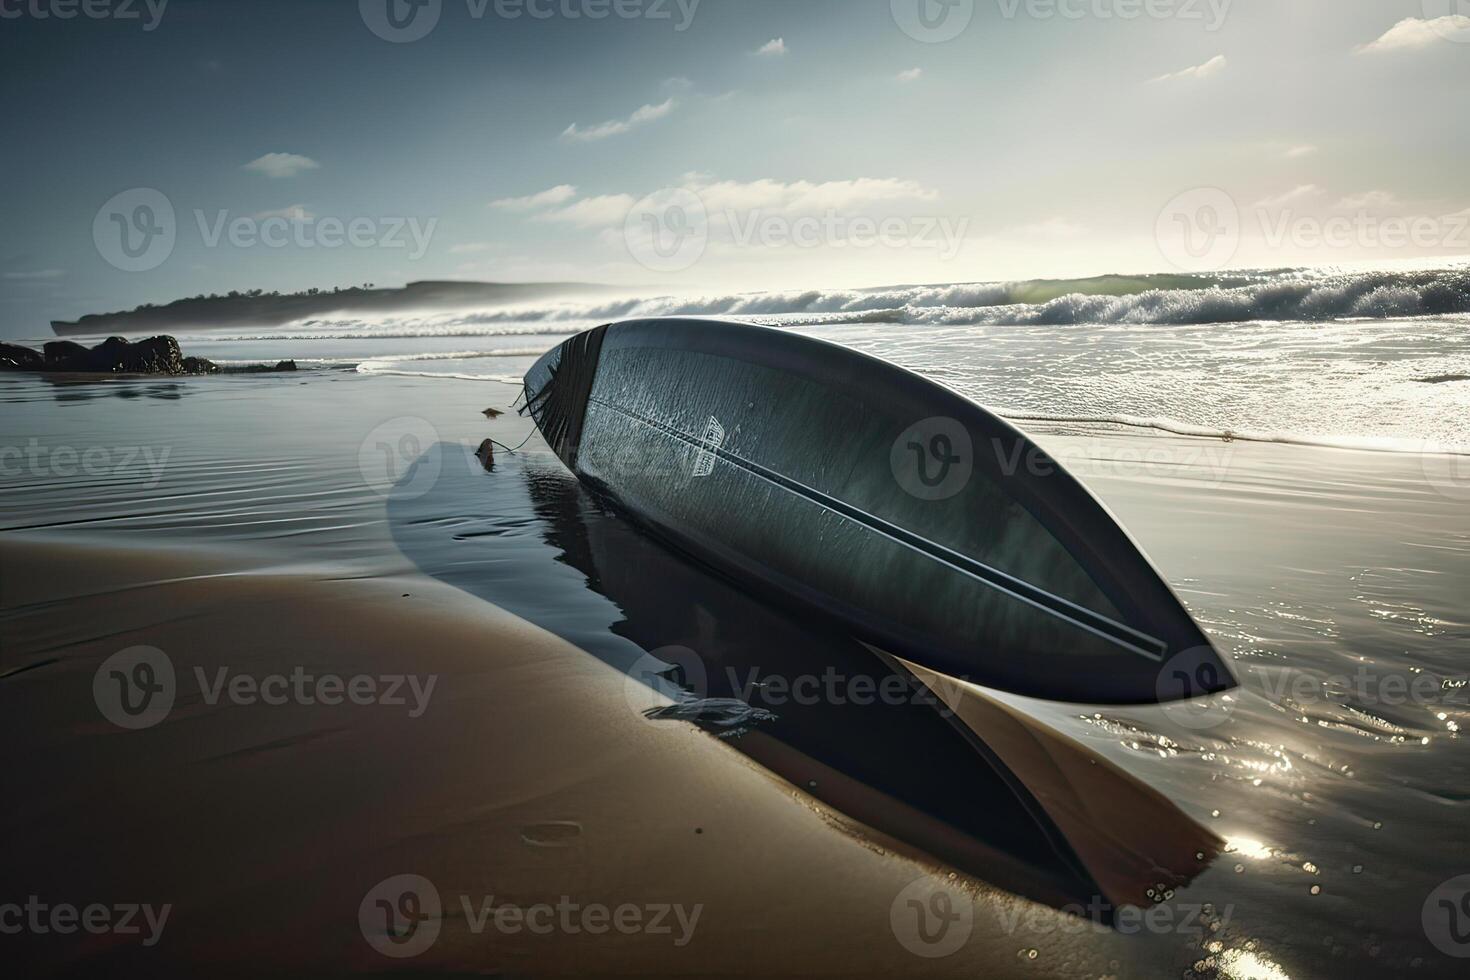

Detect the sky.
xmin=1 ymin=0 xmax=1469 ymax=335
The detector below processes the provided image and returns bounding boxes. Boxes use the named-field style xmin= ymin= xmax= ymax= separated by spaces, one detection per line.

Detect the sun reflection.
xmin=1224 ymin=837 xmax=1275 ymax=860
xmin=1219 ymin=948 xmax=1293 ymax=980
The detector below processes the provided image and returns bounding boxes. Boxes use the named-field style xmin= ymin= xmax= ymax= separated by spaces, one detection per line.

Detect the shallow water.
xmin=3 ymin=360 xmax=1469 ymax=976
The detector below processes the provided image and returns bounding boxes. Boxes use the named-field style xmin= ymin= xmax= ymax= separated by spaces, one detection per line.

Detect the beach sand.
xmin=3 ymin=369 xmax=1468 ymax=977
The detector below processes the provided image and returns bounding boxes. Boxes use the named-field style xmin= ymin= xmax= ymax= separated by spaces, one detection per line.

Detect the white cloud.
xmin=1149 ymin=55 xmax=1227 ymax=84
xmin=1356 ymin=16 xmax=1470 ymax=54
xmin=3 ymin=268 xmax=64 ymax=280
xmin=491 ymin=185 xmax=578 ymax=211
xmin=537 ymin=194 xmax=639 ymax=227
xmin=561 ymin=99 xmax=676 ymax=143
xmin=754 ymin=38 xmax=787 ymax=57
xmin=251 ymin=204 xmax=314 ymax=221
xmin=243 ymin=152 xmax=320 ymax=178
xmin=1335 ymin=190 xmax=1401 ymax=210
xmin=449 ymin=242 xmax=498 ymax=254
xmin=1285 ymin=144 xmax=1318 ymax=159
xmin=896 ymin=68 xmax=923 ymax=82
xmin=685 ymin=175 xmax=939 ymax=215
xmin=1253 ymin=185 xmax=1324 ymax=209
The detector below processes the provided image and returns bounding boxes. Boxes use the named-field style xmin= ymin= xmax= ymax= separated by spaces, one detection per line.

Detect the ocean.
xmin=4 ymin=262 xmax=1470 ymax=977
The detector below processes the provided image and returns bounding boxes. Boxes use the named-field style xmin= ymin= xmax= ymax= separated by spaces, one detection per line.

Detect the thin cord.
xmin=487 ymin=430 xmax=536 ymax=455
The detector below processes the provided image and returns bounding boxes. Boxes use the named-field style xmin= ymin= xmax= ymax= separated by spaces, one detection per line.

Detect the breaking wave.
xmin=229 ymin=267 xmax=1470 ymax=338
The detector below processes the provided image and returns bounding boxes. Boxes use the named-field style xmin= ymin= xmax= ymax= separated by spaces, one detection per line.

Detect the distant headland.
xmin=51 ymin=280 xmax=612 ymax=337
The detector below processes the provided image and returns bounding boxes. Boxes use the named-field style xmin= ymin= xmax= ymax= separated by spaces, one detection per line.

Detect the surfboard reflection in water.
xmin=388 ymin=445 xmax=1222 ymax=922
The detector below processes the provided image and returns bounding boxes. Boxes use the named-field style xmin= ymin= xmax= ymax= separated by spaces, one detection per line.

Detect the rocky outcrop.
xmin=0 ymin=342 xmax=44 ymax=370
xmin=0 ymin=336 xmax=301 ymax=376
xmin=0 ymin=335 xmax=293 ymax=376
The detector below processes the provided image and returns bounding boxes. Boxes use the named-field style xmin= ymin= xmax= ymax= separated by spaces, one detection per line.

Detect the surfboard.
xmin=522 ymin=317 xmax=1234 ymax=704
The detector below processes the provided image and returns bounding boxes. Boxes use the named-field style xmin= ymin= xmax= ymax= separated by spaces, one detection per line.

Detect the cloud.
xmin=1356 ymin=16 xmax=1470 ymax=54
xmin=896 ymin=68 xmax=923 ymax=82
xmin=537 ymin=194 xmax=639 ymax=227
xmin=3 ymin=268 xmax=64 ymax=280
xmin=754 ymin=38 xmax=787 ymax=57
xmin=525 ymin=175 xmax=942 ymax=233
xmin=243 ymin=153 xmax=320 ymax=178
xmin=685 ymin=175 xmax=939 ymax=214
xmin=1335 ymin=190 xmax=1401 ymax=210
xmin=561 ymin=99 xmax=676 ymax=142
xmin=1285 ymin=145 xmax=1318 ymax=159
xmin=491 ymin=185 xmax=578 ymax=211
xmin=1149 ymin=55 xmax=1227 ymax=84
xmin=1253 ymin=185 xmax=1324 ymax=209
xmin=251 ymin=204 xmax=314 ymax=221
xmin=449 ymin=242 xmax=497 ymax=254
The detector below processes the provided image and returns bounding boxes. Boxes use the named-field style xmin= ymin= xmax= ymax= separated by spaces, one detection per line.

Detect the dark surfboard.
xmin=522 ymin=317 xmax=1234 ymax=704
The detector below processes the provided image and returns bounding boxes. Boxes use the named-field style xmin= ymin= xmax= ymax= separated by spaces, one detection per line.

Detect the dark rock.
xmin=181 ymin=357 xmax=222 ymax=375
xmin=219 ymin=359 xmax=297 ymax=374
xmin=43 ymin=340 xmax=89 ymax=367
xmin=482 ymin=407 xmax=504 ymax=419
xmin=475 ymin=439 xmax=496 ymax=470
xmin=0 ymin=342 xmax=44 ymax=370
xmin=1 ymin=335 xmax=255 ymax=377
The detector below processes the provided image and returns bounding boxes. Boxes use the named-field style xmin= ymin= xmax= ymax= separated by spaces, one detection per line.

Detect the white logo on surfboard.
xmin=692 ymin=416 xmax=725 ymax=478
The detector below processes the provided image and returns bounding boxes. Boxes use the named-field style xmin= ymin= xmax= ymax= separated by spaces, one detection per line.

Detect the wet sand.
xmin=3 ymin=369 xmax=1469 ymax=977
